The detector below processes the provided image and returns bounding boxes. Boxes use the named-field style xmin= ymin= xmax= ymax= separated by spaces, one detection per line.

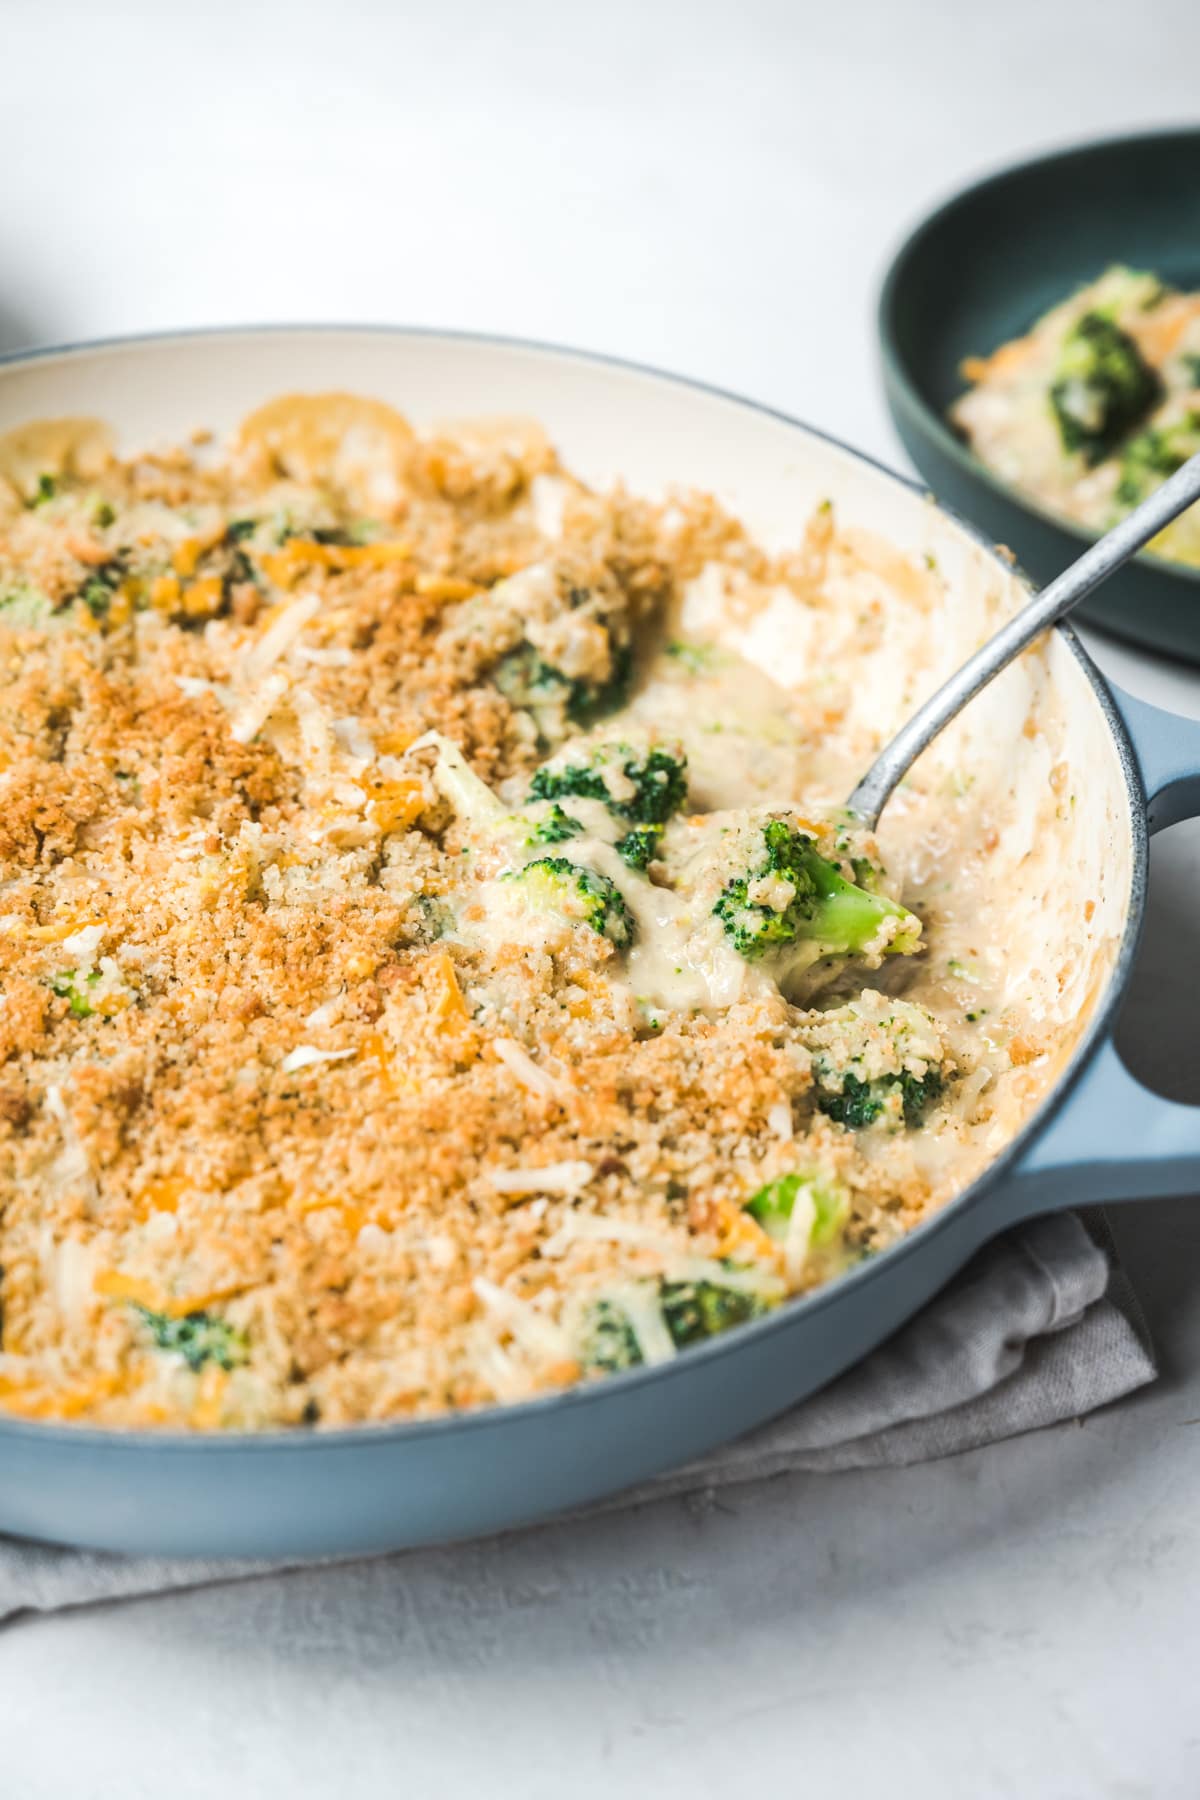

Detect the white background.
xmin=2 ymin=2 xmax=1200 ymax=1793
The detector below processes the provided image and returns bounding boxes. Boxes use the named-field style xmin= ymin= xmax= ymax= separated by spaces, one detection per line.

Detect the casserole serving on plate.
xmin=879 ymin=127 xmax=1200 ymax=662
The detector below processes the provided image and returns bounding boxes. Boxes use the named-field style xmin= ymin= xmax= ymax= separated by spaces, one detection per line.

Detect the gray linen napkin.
xmin=0 ymin=1210 xmax=1154 ymax=1624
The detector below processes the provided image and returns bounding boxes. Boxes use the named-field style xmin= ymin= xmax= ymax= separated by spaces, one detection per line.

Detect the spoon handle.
xmin=846 ymin=451 xmax=1200 ymax=828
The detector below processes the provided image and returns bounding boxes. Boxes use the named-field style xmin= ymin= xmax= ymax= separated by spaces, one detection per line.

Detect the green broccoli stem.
xmin=714 ymin=820 xmax=920 ymax=963
xmin=745 ymin=1171 xmax=849 ymax=1245
xmin=796 ymin=846 xmax=918 ymax=954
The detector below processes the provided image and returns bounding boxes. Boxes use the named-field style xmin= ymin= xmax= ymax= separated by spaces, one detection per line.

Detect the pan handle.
xmin=1013 ymin=683 xmax=1200 ymax=1207
xmin=1014 ymin=1039 xmax=1200 ymax=1205
xmin=1112 ymin=683 xmax=1200 ymax=833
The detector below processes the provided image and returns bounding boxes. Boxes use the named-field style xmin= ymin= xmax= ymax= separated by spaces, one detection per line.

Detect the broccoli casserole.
xmin=0 ymin=394 xmax=1083 ymax=1429
xmin=952 ymin=264 xmax=1200 ymax=568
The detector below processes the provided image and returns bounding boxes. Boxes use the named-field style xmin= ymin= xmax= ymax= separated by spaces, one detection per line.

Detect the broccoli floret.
xmin=412 ymin=893 xmax=455 ymax=942
xmin=660 ymin=1276 xmax=766 ymax=1347
xmin=614 ymin=823 xmax=663 ymax=869
xmin=1115 ymin=410 xmax=1200 ymax=507
xmin=817 ymin=1074 xmax=884 ymax=1129
xmin=30 ymin=473 xmax=57 ymax=507
xmin=713 ymin=818 xmax=920 ymax=964
xmin=494 ymin=640 xmax=634 ymax=735
xmin=565 ymin=641 xmax=634 ymax=727
xmin=467 ymin=558 xmax=656 ymax=745
xmin=577 ymin=1271 xmax=776 ymax=1373
xmin=79 ymin=577 xmax=116 ymax=619
xmin=268 ymin=515 xmax=367 ymax=548
xmin=525 ymin=802 xmax=585 ymax=847
xmin=527 ymin=755 xmax=608 ymax=809
xmin=797 ymin=992 xmax=950 ymax=1132
xmin=1049 ymin=312 xmax=1161 ymax=464
xmin=133 ymin=1306 xmax=247 ymax=1372
xmin=225 ymin=519 xmax=264 ymax=586
xmin=529 ymin=740 xmax=688 ymax=826
xmin=579 ymin=1299 xmax=644 ymax=1373
xmin=819 ymin=1067 xmax=943 ymax=1130
xmin=494 ymin=644 xmax=575 ymax=712
xmin=74 ymin=560 xmax=125 ymax=620
xmin=410 ymin=730 xmax=655 ymax=886
xmin=502 ymin=856 xmax=633 ymax=946
xmin=745 ymin=1170 xmax=849 ymax=1246
xmin=618 ymin=748 xmax=687 ymax=823
xmin=49 ymin=968 xmax=101 ymax=1019
xmin=520 ymin=775 xmax=668 ymax=868
xmin=230 ymin=548 xmax=261 ymax=589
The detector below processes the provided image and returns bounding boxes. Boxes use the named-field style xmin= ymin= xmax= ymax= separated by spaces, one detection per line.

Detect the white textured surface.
xmin=2 ymin=0 xmax=1200 ymax=1792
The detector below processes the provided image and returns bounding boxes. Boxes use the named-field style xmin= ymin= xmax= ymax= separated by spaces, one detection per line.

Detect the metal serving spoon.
xmin=847 ymin=453 xmax=1200 ymax=828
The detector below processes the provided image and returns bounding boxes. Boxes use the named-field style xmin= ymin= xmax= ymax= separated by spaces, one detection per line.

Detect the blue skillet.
xmin=1 ymin=327 xmax=1199 ymax=1556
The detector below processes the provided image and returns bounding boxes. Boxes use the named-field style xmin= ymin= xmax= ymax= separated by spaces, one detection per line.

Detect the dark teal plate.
xmin=879 ymin=127 xmax=1200 ymax=664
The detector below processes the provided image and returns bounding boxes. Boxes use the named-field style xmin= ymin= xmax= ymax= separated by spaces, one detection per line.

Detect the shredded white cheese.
xmin=783 ymin=1181 xmax=818 ymax=1286
xmin=767 ymin=1100 xmax=794 ymax=1142
xmin=332 ymin=717 xmax=376 ymax=763
xmin=617 ymin=1284 xmax=678 ymax=1365
xmin=472 ymin=1277 xmax=571 ymax=1361
xmin=540 ymin=1215 xmax=685 ymax=1260
xmin=954 ymin=1065 xmax=995 ymax=1113
xmin=293 ymin=645 xmax=353 ymax=668
xmin=280 ymin=1045 xmax=356 ymax=1074
xmin=48 ymin=1235 xmax=99 ymax=1326
xmin=241 ymin=590 xmax=320 ymax=684
xmin=476 ymin=1341 xmax=529 ymax=1402
xmin=492 ymin=1037 xmax=568 ymax=1099
xmin=404 ymin=729 xmax=506 ymax=826
xmin=672 ymin=1254 xmax=787 ymax=1301
xmin=43 ymin=1084 xmax=94 ymax=1200
xmin=487 ymin=1160 xmax=595 ymax=1198
xmin=289 ymin=687 xmax=338 ymax=764
xmin=356 ymin=1222 xmax=393 ymax=1255
xmin=230 ymin=670 xmax=290 ymax=745
xmin=529 ymin=473 xmax=568 ymax=540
